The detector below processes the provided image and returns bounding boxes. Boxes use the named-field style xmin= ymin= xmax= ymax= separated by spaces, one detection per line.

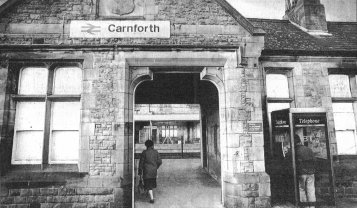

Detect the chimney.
xmin=284 ymin=0 xmax=328 ymax=33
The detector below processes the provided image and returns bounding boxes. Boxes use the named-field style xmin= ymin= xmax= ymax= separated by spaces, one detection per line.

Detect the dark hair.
xmin=145 ymin=140 xmax=154 ymax=148
xmin=294 ymin=134 xmax=301 ymax=145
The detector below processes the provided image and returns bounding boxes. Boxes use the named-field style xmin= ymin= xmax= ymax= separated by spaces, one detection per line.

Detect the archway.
xmin=131 ymin=68 xmax=224 ymax=207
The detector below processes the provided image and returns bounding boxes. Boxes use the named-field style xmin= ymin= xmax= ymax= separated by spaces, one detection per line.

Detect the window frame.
xmin=329 ymin=69 xmax=357 ymax=155
xmin=11 ymin=62 xmax=82 ymax=168
xmin=264 ymin=68 xmax=294 ymax=158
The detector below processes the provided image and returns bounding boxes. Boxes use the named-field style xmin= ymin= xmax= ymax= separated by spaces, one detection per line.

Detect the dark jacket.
xmin=138 ymin=147 xmax=162 ymax=179
xmin=295 ymin=144 xmax=315 ymax=175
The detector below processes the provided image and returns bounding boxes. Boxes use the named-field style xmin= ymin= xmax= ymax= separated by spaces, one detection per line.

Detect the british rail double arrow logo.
xmin=81 ymin=23 xmax=101 ymax=35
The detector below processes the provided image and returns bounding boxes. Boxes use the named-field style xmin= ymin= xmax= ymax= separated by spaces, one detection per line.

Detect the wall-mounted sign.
xmin=248 ymin=122 xmax=263 ymax=133
xmin=293 ymin=114 xmax=326 ymax=126
xmin=70 ymin=21 xmax=170 ymax=38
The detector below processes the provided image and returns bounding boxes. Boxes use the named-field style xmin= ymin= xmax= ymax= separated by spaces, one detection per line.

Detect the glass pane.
xmin=333 ymin=113 xmax=356 ymax=130
xmin=268 ymin=103 xmax=290 ymax=113
xmin=19 ymin=67 xmax=48 ymax=95
xmin=266 ymin=74 xmax=289 ymax=98
xmin=332 ymin=103 xmax=356 ymax=130
xmin=52 ymin=102 xmax=80 ymax=130
xmin=161 ymin=128 xmax=166 ymax=137
xmin=50 ymin=131 xmax=79 ymax=163
xmin=53 ymin=67 xmax=82 ymax=95
xmin=332 ymin=103 xmax=353 ymax=113
xmin=12 ymin=131 xmax=43 ymax=164
xmin=336 ymin=131 xmax=357 ymax=154
xmin=16 ymin=102 xmax=45 ymax=130
xmin=329 ymin=75 xmax=351 ymax=97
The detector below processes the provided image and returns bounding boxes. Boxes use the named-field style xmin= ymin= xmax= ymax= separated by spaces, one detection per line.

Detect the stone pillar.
xmin=0 ymin=59 xmax=8 ymax=175
xmin=82 ymin=52 xmax=132 ymax=206
xmin=222 ymin=39 xmax=271 ymax=208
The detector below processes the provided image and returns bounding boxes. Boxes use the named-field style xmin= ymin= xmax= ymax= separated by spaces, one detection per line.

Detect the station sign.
xmin=69 ymin=21 xmax=170 ymax=38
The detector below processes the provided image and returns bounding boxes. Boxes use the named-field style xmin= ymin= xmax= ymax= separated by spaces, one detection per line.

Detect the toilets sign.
xmin=70 ymin=21 xmax=170 ymax=38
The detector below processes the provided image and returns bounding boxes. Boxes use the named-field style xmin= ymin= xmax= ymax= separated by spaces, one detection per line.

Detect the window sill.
xmin=9 ymin=164 xmax=79 ymax=172
xmin=266 ymin=97 xmax=293 ymax=103
xmin=331 ymin=97 xmax=357 ymax=102
xmin=1 ymin=165 xmax=87 ymax=189
xmin=333 ymin=154 xmax=357 ymax=161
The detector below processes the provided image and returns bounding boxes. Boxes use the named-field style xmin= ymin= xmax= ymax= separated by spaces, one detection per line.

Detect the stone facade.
xmin=1 ymin=0 xmax=355 ymax=207
xmin=0 ymin=0 xmax=271 ymax=207
xmin=262 ymin=58 xmax=357 ymax=200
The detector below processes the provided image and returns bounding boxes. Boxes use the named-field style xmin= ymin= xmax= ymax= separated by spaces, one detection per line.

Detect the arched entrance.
xmin=122 ymin=50 xmax=262 ymax=207
xmin=132 ymin=71 xmax=222 ymax=207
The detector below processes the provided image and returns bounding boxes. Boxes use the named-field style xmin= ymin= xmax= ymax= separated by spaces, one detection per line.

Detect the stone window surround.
xmin=5 ymin=60 xmax=84 ymax=173
xmin=328 ymin=68 xmax=357 ymax=155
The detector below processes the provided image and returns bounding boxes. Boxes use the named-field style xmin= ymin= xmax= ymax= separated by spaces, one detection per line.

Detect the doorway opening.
xmin=133 ymin=72 xmax=222 ymax=207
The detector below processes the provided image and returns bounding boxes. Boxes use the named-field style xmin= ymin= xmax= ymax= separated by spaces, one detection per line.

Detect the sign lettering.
xmin=247 ymin=122 xmax=263 ymax=133
xmin=70 ymin=21 xmax=170 ymax=38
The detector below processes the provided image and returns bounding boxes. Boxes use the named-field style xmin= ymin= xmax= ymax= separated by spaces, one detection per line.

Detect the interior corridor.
xmin=134 ymin=159 xmax=222 ymax=208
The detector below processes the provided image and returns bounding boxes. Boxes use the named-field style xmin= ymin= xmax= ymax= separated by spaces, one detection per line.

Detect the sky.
xmin=226 ymin=0 xmax=357 ymax=21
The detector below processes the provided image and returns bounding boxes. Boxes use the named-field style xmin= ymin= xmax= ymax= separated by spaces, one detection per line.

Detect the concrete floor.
xmin=134 ymin=158 xmax=223 ymax=208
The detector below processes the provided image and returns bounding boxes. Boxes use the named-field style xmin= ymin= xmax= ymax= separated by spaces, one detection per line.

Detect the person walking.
xmin=294 ymin=134 xmax=316 ymax=208
xmin=138 ymin=140 xmax=162 ymax=204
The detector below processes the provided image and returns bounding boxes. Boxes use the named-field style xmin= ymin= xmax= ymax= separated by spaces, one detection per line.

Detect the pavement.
xmin=133 ymin=158 xmax=357 ymax=208
xmin=272 ymin=198 xmax=357 ymax=208
xmin=134 ymin=158 xmax=222 ymax=208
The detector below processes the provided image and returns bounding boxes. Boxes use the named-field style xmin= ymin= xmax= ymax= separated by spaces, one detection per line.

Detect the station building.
xmin=0 ymin=0 xmax=356 ymax=207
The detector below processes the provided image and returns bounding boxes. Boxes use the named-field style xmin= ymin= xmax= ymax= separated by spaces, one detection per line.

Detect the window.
xmin=265 ymin=70 xmax=293 ymax=158
xmin=12 ymin=66 xmax=82 ymax=165
xmin=266 ymin=73 xmax=292 ymax=115
xmin=329 ymin=74 xmax=357 ymax=155
xmin=161 ymin=125 xmax=178 ymax=138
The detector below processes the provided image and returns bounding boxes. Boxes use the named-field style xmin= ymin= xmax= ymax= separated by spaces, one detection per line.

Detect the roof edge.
xmin=262 ymin=49 xmax=357 ymax=57
xmin=214 ymin=0 xmax=265 ymax=36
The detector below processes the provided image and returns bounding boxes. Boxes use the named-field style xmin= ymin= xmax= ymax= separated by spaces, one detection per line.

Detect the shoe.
xmin=150 ymin=199 xmax=154 ymax=204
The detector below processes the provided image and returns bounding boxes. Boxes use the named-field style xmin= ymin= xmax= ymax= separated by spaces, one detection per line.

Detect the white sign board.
xmin=70 ymin=21 xmax=170 ymax=38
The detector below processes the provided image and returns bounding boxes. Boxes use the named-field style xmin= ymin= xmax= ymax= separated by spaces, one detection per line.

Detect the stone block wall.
xmin=0 ymin=50 xmax=133 ymax=207
xmin=0 ymin=0 xmax=250 ymax=46
xmin=262 ymin=59 xmax=357 ymax=200
xmin=0 ymin=1 xmax=271 ymax=207
xmin=221 ymin=39 xmax=270 ymax=208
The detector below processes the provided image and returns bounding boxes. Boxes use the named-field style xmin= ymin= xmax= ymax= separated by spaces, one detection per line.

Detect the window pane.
xmin=52 ymin=102 xmax=80 ymax=130
xmin=332 ymin=103 xmax=356 ymax=130
xmin=12 ymin=131 xmax=43 ymax=164
xmin=50 ymin=131 xmax=79 ymax=163
xmin=53 ymin=67 xmax=82 ymax=95
xmin=266 ymin=74 xmax=289 ymax=98
xmin=16 ymin=102 xmax=45 ymax=130
xmin=267 ymin=103 xmax=290 ymax=113
xmin=334 ymin=113 xmax=356 ymax=130
xmin=329 ymin=75 xmax=351 ymax=97
xmin=161 ymin=128 xmax=166 ymax=137
xmin=336 ymin=131 xmax=357 ymax=154
xmin=19 ymin=67 xmax=48 ymax=95
xmin=332 ymin=103 xmax=354 ymax=113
